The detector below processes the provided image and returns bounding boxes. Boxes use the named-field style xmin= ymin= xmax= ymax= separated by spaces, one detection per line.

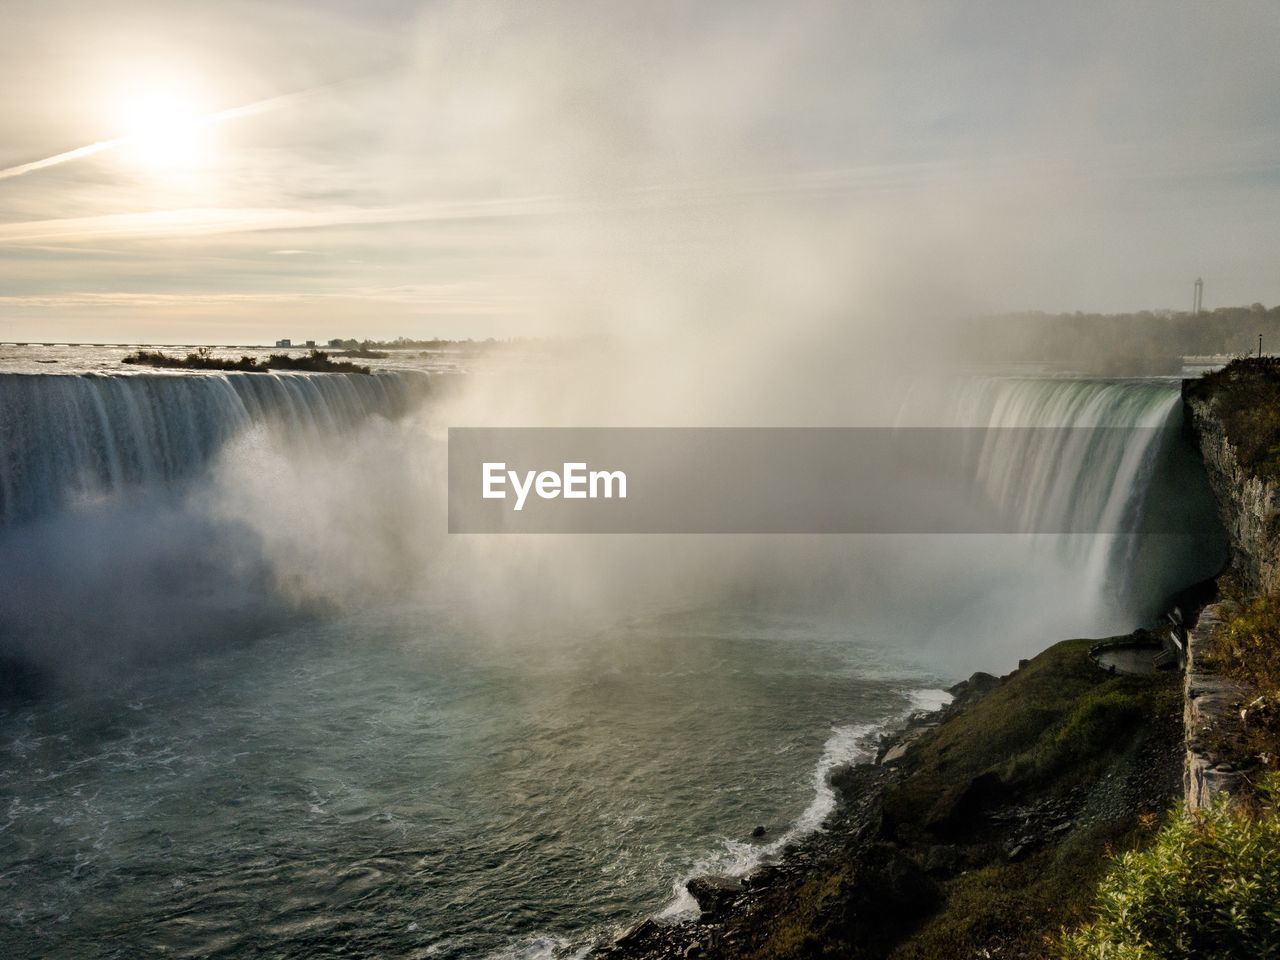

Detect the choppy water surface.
xmin=0 ymin=605 xmax=935 ymax=959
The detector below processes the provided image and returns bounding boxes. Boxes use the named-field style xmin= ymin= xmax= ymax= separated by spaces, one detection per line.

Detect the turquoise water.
xmin=0 ymin=603 xmax=935 ymax=959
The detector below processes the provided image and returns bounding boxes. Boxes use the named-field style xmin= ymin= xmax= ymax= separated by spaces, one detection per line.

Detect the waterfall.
xmin=0 ymin=371 xmax=431 ymax=528
xmin=944 ymin=376 xmax=1220 ymax=616
xmin=0 ymin=370 xmax=1221 ymax=674
xmin=954 ymin=377 xmax=1180 ymax=530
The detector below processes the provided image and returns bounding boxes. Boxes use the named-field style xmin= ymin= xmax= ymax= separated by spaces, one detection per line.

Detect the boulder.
xmin=947 ymin=671 xmax=1001 ymax=708
xmin=685 ymin=875 xmax=745 ymax=915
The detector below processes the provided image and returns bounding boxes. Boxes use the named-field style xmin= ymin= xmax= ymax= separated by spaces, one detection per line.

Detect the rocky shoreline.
xmin=598 ymin=762 xmax=898 ymax=959
xmin=596 ymin=672 xmax=1004 ymax=959
xmin=597 ymin=639 xmax=1183 ymax=960
xmin=594 ymin=687 xmax=976 ymax=957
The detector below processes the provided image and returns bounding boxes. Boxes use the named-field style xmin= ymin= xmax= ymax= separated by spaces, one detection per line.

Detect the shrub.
xmin=1209 ymin=596 xmax=1280 ymax=695
xmin=1058 ymin=776 xmax=1280 ymax=960
xmin=1205 ymin=596 xmax=1280 ymax=769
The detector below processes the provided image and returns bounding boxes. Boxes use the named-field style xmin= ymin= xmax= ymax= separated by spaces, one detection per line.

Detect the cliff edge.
xmin=1184 ymin=367 xmax=1280 ymax=595
xmin=1183 ymin=360 xmax=1280 ymax=808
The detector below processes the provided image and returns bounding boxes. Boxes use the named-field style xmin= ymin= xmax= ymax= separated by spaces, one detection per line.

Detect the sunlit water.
xmin=0 ymin=604 xmax=939 ymax=959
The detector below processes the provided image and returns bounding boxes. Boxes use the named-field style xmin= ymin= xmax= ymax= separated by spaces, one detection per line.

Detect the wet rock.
xmin=751 ymin=825 xmax=767 ymax=838
xmin=879 ymin=728 xmax=928 ymax=765
xmin=612 ymin=919 xmax=662 ymax=952
xmin=686 ymin=876 xmax=745 ymax=915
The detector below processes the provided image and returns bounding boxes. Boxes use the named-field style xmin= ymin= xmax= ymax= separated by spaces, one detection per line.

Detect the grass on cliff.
xmin=1058 ymin=775 xmax=1280 ymax=960
xmin=1203 ymin=594 xmax=1280 ymax=771
xmin=733 ymin=639 xmax=1180 ymax=960
xmin=883 ymin=640 xmax=1172 ymax=839
xmin=123 ymin=347 xmax=371 ymax=374
xmin=1187 ymin=358 xmax=1280 ymax=481
xmin=883 ymin=640 xmax=1180 ymax=960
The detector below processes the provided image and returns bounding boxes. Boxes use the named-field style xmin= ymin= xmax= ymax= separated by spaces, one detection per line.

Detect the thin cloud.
xmin=0 ymin=85 xmax=342 ymax=182
xmin=0 ymin=196 xmax=569 ymax=245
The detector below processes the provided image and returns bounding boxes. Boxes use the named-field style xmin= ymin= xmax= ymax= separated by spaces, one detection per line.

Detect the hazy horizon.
xmin=2 ymin=0 xmax=1279 ymax=344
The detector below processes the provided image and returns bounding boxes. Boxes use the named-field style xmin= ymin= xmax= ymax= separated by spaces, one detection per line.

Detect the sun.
xmin=116 ymin=90 xmax=209 ymax=172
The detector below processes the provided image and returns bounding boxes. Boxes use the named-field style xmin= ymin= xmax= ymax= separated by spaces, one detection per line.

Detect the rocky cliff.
xmin=1183 ymin=377 xmax=1280 ymax=594
xmin=1182 ymin=369 xmax=1280 ymax=810
xmin=1182 ymin=601 xmax=1249 ymax=811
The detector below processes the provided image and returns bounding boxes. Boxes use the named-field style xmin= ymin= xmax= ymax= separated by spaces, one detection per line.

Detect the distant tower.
xmin=1193 ymin=277 xmax=1204 ymax=316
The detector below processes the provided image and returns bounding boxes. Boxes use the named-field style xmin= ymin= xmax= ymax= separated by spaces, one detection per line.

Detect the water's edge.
xmin=595 ymin=633 xmax=1186 ymax=959
xmin=596 ymin=679 xmax=984 ymax=958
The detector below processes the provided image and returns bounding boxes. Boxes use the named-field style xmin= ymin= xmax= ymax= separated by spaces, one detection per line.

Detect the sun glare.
xmin=116 ymin=90 xmax=209 ymax=172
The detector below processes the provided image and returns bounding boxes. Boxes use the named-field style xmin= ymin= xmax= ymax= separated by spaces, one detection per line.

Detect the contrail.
xmin=0 ymin=138 xmax=132 ymax=180
xmin=0 ymin=87 xmax=328 ymax=182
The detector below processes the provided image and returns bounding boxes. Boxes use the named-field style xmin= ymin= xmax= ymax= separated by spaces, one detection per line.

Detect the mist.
xmin=2 ymin=7 xmax=1263 ymax=955
xmin=0 ymin=0 xmax=1252 ymax=678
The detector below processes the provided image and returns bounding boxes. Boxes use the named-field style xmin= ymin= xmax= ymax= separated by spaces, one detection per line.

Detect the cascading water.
xmin=947 ymin=377 xmax=1208 ymax=611
xmin=0 ymin=367 xmax=1225 ymax=960
xmin=0 ymin=368 xmax=437 ymax=676
xmin=0 ymin=371 xmax=430 ymax=528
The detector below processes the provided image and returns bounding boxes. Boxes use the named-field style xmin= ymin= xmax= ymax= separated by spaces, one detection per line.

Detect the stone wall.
xmin=1182 ymin=601 xmax=1249 ymax=812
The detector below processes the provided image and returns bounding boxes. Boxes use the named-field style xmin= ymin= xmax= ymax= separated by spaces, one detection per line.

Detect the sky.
xmin=0 ymin=0 xmax=1278 ymax=344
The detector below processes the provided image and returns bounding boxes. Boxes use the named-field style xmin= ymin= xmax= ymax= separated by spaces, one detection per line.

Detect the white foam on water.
xmin=657 ymin=686 xmax=952 ymax=922
xmin=908 ymin=688 xmax=953 ymax=712
xmin=485 ymin=934 xmax=590 ymax=960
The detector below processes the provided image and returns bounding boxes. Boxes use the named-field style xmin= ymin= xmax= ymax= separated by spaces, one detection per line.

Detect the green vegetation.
xmin=707 ymin=640 xmax=1181 ymax=960
xmin=1203 ymin=594 xmax=1280 ymax=771
xmin=122 ymin=347 xmax=371 ymax=374
xmin=884 ymin=641 xmax=1170 ymax=839
xmin=1058 ymin=776 xmax=1280 ymax=960
xmin=1187 ymin=359 xmax=1280 ymax=481
xmin=881 ymin=641 xmax=1179 ymax=960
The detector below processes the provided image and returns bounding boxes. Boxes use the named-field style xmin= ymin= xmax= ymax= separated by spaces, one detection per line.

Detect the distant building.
xmin=328 ymin=338 xmax=344 ymax=347
xmin=275 ymin=338 xmax=292 ymax=348
xmin=305 ymin=340 xmax=316 ymax=348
